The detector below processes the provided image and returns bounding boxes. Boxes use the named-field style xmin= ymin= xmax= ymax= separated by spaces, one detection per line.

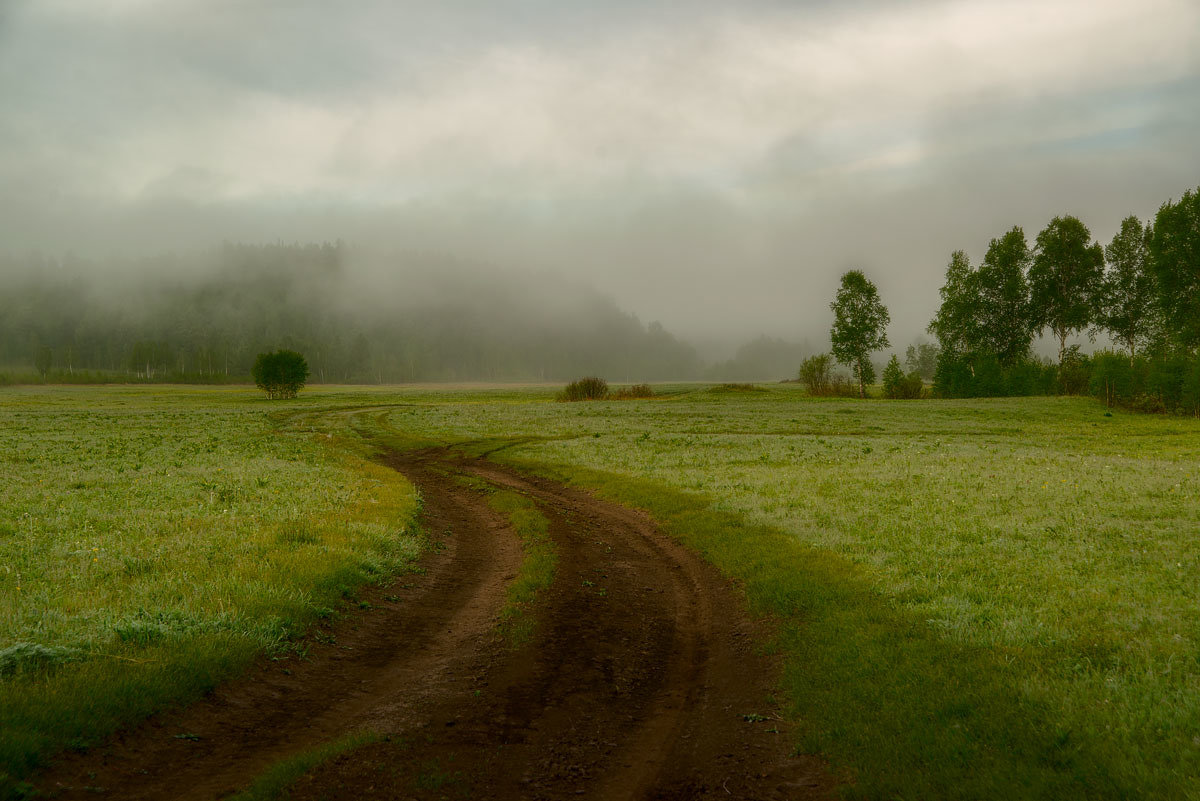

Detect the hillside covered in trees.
xmin=0 ymin=244 xmax=717 ymax=383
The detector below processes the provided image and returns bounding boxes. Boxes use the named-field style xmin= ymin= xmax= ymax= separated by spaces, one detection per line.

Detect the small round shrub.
xmin=252 ymin=349 xmax=310 ymax=400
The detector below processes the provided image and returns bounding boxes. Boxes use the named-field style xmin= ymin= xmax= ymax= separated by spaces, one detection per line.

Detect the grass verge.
xmin=486 ymin=489 xmax=555 ymax=646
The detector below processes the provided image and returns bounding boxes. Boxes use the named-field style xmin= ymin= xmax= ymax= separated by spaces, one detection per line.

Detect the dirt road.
xmin=39 ymin=449 xmax=833 ymax=800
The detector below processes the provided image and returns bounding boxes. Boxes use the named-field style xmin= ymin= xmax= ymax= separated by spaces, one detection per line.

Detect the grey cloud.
xmin=1 ymin=0 xmax=1198 ymax=355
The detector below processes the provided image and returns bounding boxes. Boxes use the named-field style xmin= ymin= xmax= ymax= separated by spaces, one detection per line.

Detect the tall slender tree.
xmin=975 ymin=226 xmax=1034 ymax=365
xmin=1101 ymin=216 xmax=1158 ymax=359
xmin=830 ymin=270 xmax=890 ymax=398
xmin=927 ymin=250 xmax=980 ymax=358
xmin=1148 ymin=187 xmax=1200 ymax=351
xmin=1029 ymin=215 xmax=1105 ymax=363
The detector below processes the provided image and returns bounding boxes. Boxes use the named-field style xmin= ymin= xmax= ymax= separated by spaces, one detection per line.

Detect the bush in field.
xmin=829 ymin=373 xmax=860 ymax=397
xmin=558 ymin=376 xmax=609 ymax=402
xmin=882 ymin=355 xmax=924 ymax=399
xmin=612 ymin=383 xmax=655 ymax=400
xmin=252 ymin=349 xmax=310 ymax=399
xmin=798 ymin=354 xmax=834 ymax=396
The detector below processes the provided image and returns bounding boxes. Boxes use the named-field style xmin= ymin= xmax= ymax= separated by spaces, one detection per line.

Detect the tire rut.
xmin=36 ymin=448 xmax=835 ymax=800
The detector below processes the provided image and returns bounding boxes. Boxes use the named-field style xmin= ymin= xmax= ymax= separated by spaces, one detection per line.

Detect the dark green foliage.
xmin=1056 ymin=346 xmax=1092 ymax=396
xmin=557 ymin=376 xmax=609 ymax=402
xmin=830 ymin=270 xmax=890 ymax=398
xmin=928 ymin=233 xmax=1035 ymax=369
xmin=928 ymin=250 xmax=979 ymax=358
xmin=1146 ymin=356 xmax=1187 ymax=411
xmin=933 ymin=353 xmax=1057 ymax=398
xmin=797 ymin=353 xmax=834 ymax=396
xmin=1088 ymin=352 xmax=1200 ymax=415
xmin=904 ymin=342 xmax=939 ymax=380
xmin=882 ymin=355 xmax=924 ymax=399
xmin=977 ymin=227 xmax=1035 ymax=366
xmin=1029 ymin=216 xmax=1105 ymax=362
xmin=1148 ymin=187 xmax=1200 ymax=349
xmin=1101 ymin=216 xmax=1158 ymax=358
xmin=1089 ymin=352 xmax=1145 ymax=408
xmin=251 ymin=350 xmax=310 ymax=400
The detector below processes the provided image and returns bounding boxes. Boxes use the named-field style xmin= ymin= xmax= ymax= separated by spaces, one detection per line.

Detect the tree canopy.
xmin=830 ymin=270 xmax=890 ymax=397
xmin=1029 ymin=215 xmax=1105 ymax=362
xmin=1148 ymin=188 xmax=1200 ymax=350
xmin=252 ymin=350 xmax=310 ymax=399
xmin=1101 ymin=216 xmax=1158 ymax=358
xmin=976 ymin=227 xmax=1034 ymax=366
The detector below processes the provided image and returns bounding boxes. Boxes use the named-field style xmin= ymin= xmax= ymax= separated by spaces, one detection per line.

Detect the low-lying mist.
xmin=0 ymin=243 xmax=811 ymax=383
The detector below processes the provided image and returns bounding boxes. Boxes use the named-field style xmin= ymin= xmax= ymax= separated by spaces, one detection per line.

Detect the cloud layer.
xmin=2 ymin=0 xmax=1198 ymax=346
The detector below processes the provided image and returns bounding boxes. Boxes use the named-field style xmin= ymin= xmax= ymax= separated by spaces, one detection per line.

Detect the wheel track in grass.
xmin=37 ymin=447 xmax=834 ymax=801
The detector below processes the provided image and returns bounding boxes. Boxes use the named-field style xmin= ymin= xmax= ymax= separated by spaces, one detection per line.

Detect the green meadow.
xmin=0 ymin=386 xmax=421 ymax=788
xmin=2 ymin=383 xmax=1199 ymax=799
xmin=345 ymin=383 xmax=1200 ymax=799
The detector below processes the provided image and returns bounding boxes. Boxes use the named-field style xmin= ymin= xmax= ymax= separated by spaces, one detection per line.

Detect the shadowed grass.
xmin=496 ymin=455 xmax=1132 ymax=800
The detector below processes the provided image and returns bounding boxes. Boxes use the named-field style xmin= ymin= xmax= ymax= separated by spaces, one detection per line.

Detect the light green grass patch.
xmin=0 ymin=386 xmax=421 ymax=783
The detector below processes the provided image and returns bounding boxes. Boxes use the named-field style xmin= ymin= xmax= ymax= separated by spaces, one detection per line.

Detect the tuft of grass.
xmin=485 ymin=489 xmax=556 ymax=646
xmin=229 ymin=730 xmax=381 ymax=801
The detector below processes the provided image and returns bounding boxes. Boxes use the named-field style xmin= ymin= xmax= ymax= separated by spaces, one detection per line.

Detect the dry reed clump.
xmin=557 ymin=376 xmax=609 ymax=402
xmin=611 ymin=383 xmax=655 ymax=400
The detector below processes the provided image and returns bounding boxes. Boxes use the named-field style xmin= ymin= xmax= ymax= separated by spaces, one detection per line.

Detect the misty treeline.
xmin=925 ymin=185 xmax=1200 ymax=411
xmin=0 ymin=243 xmax=804 ymax=384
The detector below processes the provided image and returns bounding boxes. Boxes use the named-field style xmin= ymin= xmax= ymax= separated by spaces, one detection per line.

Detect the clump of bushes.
xmin=798 ymin=354 xmax=833 ymax=396
xmin=611 ymin=383 xmax=655 ymax=400
xmin=799 ymin=354 xmax=860 ymax=397
xmin=1090 ymin=351 xmax=1200 ymax=414
xmin=932 ymin=354 xmax=1058 ymax=398
xmin=881 ymin=355 xmax=925 ymax=399
xmin=558 ymin=376 xmax=609 ymax=402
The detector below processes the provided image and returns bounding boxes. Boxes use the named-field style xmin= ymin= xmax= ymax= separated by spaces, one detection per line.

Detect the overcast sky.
xmin=2 ymin=0 xmax=1198 ymax=349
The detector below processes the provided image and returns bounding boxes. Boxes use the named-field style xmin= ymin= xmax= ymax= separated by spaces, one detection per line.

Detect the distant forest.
xmin=0 ymin=243 xmax=807 ymax=383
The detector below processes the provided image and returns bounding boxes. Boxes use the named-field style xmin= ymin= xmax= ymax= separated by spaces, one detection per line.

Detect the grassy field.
xmin=346 ymin=383 xmax=1199 ymax=800
xmin=0 ymin=386 xmax=421 ymax=790
xmin=3 ymin=383 xmax=1198 ymax=799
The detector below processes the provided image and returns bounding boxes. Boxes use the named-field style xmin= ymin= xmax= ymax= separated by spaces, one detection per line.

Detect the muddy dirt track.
xmin=39 ymin=449 xmax=834 ymax=800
